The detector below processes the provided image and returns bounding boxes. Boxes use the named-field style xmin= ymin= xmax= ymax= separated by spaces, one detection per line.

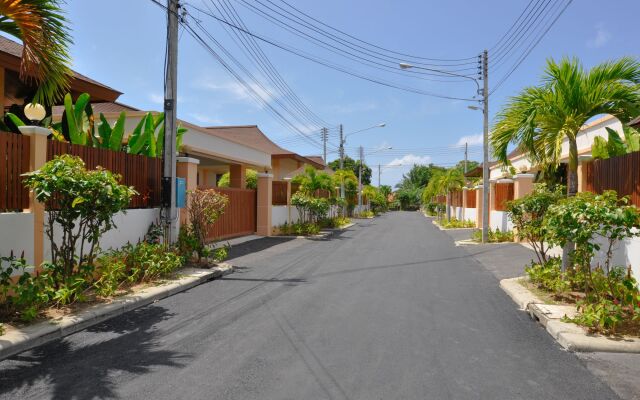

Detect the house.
xmin=0 ymin=36 xmax=121 ymax=115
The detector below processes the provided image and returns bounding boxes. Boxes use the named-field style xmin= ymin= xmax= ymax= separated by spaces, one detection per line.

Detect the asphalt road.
xmin=0 ymin=212 xmax=622 ymax=399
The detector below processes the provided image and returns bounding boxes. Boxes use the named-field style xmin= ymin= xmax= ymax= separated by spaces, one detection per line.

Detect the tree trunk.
xmin=562 ymin=138 xmax=579 ymax=271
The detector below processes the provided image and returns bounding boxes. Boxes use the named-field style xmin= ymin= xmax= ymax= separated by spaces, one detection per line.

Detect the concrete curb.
xmin=0 ymin=263 xmax=234 ymax=361
xmin=431 ymin=219 xmax=475 ymax=231
xmin=500 ymin=277 xmax=640 ymax=353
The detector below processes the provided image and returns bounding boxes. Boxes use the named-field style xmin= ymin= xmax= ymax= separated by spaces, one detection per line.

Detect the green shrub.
xmin=278 ymin=222 xmax=321 ymax=236
xmin=471 ymin=227 xmax=514 ymax=243
xmin=439 ymin=218 xmax=475 ymax=229
xmin=185 ymin=189 xmax=228 ymax=262
xmin=321 ymin=216 xmax=350 ymax=228
xmin=127 ymin=243 xmax=184 ymax=283
xmin=525 ymin=257 xmax=569 ymax=293
xmin=22 ymin=155 xmax=135 ymax=280
xmin=357 ymin=210 xmax=375 ymax=218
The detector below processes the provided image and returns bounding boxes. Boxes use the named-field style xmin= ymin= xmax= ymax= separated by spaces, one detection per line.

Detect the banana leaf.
xmin=156 ymin=121 xmax=164 ymax=157
xmin=177 ymin=125 xmax=187 ymax=151
xmin=591 ymin=136 xmax=609 ymax=160
xmin=109 ymin=112 xmax=127 ymax=151
xmin=605 ymin=127 xmax=626 ymax=157
xmin=128 ymin=114 xmax=148 ymax=155
xmin=5 ymin=112 xmax=25 ymax=128
xmin=623 ymin=126 xmax=640 ymax=153
xmin=97 ymin=114 xmax=112 ymax=147
xmin=64 ymin=93 xmax=85 ymax=145
xmin=145 ymin=113 xmax=156 ymax=157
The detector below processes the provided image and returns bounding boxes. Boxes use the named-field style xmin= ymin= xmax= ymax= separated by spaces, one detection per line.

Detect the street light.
xmin=400 ymin=59 xmax=489 ymax=243
xmin=338 ymin=122 xmax=387 ymax=199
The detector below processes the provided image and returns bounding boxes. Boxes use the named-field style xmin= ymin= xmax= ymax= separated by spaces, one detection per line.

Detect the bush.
xmin=439 ymin=218 xmax=475 ymax=229
xmin=321 ymin=216 xmax=350 ymax=229
xmin=291 ymin=192 xmax=329 ymax=223
xmin=278 ymin=222 xmax=321 ymax=236
xmin=471 ymin=228 xmax=514 ymax=243
xmin=525 ymin=257 xmax=569 ymax=293
xmin=506 ymin=184 xmax=564 ymax=264
xmin=185 ymin=189 xmax=228 ymax=262
xmin=22 ymin=155 xmax=135 ymax=280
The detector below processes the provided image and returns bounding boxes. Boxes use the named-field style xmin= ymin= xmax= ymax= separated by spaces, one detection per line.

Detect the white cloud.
xmin=386 ymin=154 xmax=432 ymax=167
xmin=188 ymin=113 xmax=223 ymax=126
xmin=587 ymin=23 xmax=611 ymax=48
xmin=456 ymin=134 xmax=483 ymax=146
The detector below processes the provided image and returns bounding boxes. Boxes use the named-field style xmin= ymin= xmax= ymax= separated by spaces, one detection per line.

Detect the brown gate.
xmin=206 ymin=187 xmax=256 ymax=240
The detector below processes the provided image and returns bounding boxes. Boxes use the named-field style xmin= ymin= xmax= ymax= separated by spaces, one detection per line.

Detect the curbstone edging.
xmin=500 ymin=277 xmax=640 ymax=353
xmin=0 ymin=264 xmax=234 ymax=361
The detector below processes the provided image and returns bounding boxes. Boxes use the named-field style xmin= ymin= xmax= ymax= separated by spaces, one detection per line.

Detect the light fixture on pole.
xmin=24 ymin=103 xmax=46 ymax=124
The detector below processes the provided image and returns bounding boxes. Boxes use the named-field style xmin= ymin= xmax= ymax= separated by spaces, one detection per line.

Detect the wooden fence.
xmin=206 ymin=187 xmax=256 ymax=240
xmin=450 ymin=190 xmax=463 ymax=207
xmin=0 ymin=131 xmax=30 ymax=212
xmin=47 ymin=141 xmax=163 ymax=209
xmin=272 ymin=180 xmax=288 ymax=205
xmin=494 ymin=182 xmax=514 ymax=211
xmin=583 ymin=151 xmax=640 ymax=207
xmin=466 ymin=189 xmax=477 ymax=208
xmin=435 ymin=195 xmax=446 ymax=204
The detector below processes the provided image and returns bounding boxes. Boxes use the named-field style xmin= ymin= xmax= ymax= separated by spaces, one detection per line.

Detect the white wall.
xmin=272 ymin=205 xmax=300 ymax=227
xmin=0 ymin=212 xmax=34 ymax=265
xmin=591 ymin=232 xmax=640 ymax=281
xmin=490 ymin=210 xmax=513 ymax=232
xmin=464 ymin=208 xmax=477 ymax=224
xmin=43 ymin=208 xmax=160 ymax=261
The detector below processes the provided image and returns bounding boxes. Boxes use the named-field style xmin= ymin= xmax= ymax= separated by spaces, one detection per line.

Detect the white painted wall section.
xmin=0 ymin=212 xmax=34 ymax=265
xmin=490 ymin=210 xmax=513 ymax=232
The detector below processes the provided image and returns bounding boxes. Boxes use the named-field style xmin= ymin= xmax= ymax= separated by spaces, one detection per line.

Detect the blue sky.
xmin=65 ymin=0 xmax=640 ymax=186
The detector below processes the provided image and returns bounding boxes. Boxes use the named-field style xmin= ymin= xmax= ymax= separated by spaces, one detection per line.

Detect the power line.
xmin=184 ymin=3 xmax=478 ymax=101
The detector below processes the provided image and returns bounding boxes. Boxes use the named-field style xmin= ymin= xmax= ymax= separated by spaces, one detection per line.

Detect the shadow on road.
xmin=227 ymin=237 xmax=295 ymax=260
xmin=0 ymin=306 xmax=189 ymax=400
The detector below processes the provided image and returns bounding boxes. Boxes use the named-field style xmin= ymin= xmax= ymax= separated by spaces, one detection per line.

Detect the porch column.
xmin=177 ymin=157 xmax=200 ymax=225
xmin=513 ymin=173 xmax=535 ymax=199
xmin=256 ymin=172 xmax=273 ymax=236
xmin=577 ymin=155 xmax=592 ymax=193
xmin=284 ymin=177 xmax=292 ymax=225
xmin=475 ymin=185 xmax=483 ymax=229
xmin=445 ymin=191 xmax=452 ymax=220
xmin=489 ymin=179 xmax=497 ymax=213
xmin=229 ymin=163 xmax=246 ymax=189
xmin=19 ymin=126 xmax=49 ymax=267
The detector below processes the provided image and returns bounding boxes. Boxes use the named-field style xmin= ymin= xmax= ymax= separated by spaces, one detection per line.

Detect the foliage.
xmin=357 ymin=210 xmax=375 ymax=218
xmin=439 ymin=218 xmax=475 ymax=229
xmin=454 ymin=160 xmax=480 ymax=173
xmin=291 ymin=192 xmax=329 ymax=223
xmin=185 ymin=189 xmax=228 ymax=262
xmin=362 ymin=185 xmax=387 ymax=213
xmin=0 ymin=0 xmax=72 ymax=105
xmin=321 ymin=216 xmax=350 ymax=229
xmin=379 ymin=185 xmax=392 ymax=198
xmin=22 ymin=155 xmax=135 ymax=279
xmin=506 ymin=184 xmax=565 ymax=264
xmin=278 ymin=221 xmax=321 ymax=236
xmin=396 ymin=186 xmax=422 ymax=210
xmin=471 ymin=228 xmax=514 ymax=243
xmin=292 ymin=165 xmax=333 ymax=195
xmin=217 ymin=168 xmax=257 ymax=189
xmin=525 ymin=257 xmax=570 ymax=294
xmin=491 ymin=57 xmax=640 ymax=196
xmin=592 ymin=126 xmax=640 ymax=160
xmin=328 ymin=156 xmax=372 ymax=185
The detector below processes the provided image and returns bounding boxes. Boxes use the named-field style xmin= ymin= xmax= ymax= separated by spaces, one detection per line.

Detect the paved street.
xmin=0 ymin=212 xmax=622 ymax=399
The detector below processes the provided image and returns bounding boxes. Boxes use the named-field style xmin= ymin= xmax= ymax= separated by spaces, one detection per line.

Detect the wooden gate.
xmin=206 ymin=187 xmax=257 ymax=240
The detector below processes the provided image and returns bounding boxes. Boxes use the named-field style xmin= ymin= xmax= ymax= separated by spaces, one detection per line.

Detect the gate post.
xmin=177 ymin=157 xmax=200 ymax=226
xmin=257 ymin=172 xmax=273 ymax=236
xmin=475 ymin=185 xmax=484 ymax=229
xmin=19 ymin=126 xmax=49 ymax=267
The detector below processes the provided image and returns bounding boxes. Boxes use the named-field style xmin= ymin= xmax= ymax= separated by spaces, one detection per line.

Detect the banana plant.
xmin=61 ymin=93 xmax=95 ymax=146
xmin=127 ymin=112 xmax=186 ymax=157
xmin=97 ymin=112 xmax=126 ymax=151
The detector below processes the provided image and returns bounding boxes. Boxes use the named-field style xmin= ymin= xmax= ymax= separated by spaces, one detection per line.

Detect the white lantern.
xmin=24 ymin=103 xmax=46 ymax=123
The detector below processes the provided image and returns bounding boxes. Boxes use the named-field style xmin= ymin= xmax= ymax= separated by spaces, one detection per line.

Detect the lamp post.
xmin=338 ymin=122 xmax=386 ymax=199
xmin=400 ymin=56 xmax=489 ymax=243
xmin=357 ymin=146 xmax=392 ymax=211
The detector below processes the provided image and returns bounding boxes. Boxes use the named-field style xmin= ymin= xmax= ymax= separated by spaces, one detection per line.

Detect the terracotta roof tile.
xmin=52 ymin=102 xmax=140 ymax=116
xmin=205 ymin=125 xmax=295 ymax=155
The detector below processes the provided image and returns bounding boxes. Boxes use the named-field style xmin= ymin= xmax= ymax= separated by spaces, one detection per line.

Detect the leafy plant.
xmin=439 ymin=218 xmax=475 ymax=229
xmin=592 ymin=126 xmax=640 ymax=160
xmin=217 ymin=168 xmax=257 ymax=189
xmin=185 ymin=189 xmax=228 ymax=262
xmin=506 ymin=183 xmax=565 ymax=264
xmin=22 ymin=155 xmax=136 ymax=280
xmin=471 ymin=227 xmax=514 ymax=243
xmin=127 ymin=242 xmax=184 ymax=282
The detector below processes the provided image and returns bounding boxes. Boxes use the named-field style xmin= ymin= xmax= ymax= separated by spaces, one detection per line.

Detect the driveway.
xmin=0 ymin=211 xmax=621 ymax=399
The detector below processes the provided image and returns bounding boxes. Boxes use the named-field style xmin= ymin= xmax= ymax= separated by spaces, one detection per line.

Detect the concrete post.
xmin=19 ymin=126 xmax=50 ymax=267
xmin=475 ymin=185 xmax=483 ymax=229
xmin=284 ymin=177 xmax=292 ymax=225
xmin=176 ymin=157 xmax=200 ymax=225
xmin=256 ymin=173 xmax=273 ymax=236
xmin=513 ymin=173 xmax=535 ymax=199
xmin=489 ymin=179 xmax=497 ymax=215
xmin=229 ymin=164 xmax=246 ymax=189
xmin=577 ymin=155 xmax=592 ymax=193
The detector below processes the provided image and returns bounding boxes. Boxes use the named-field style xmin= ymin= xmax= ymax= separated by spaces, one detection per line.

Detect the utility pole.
xmin=321 ymin=127 xmax=328 ymax=163
xmin=358 ymin=145 xmax=363 ymax=212
xmin=163 ymin=0 xmax=179 ymax=244
xmin=481 ymin=49 xmax=490 ymax=244
xmin=378 ymin=164 xmax=381 ymax=187
xmin=339 ymin=124 xmax=345 ymax=199
xmin=464 ymin=142 xmax=468 ymax=173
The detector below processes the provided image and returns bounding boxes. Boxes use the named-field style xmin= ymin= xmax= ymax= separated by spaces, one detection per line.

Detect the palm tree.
xmin=0 ymin=0 xmax=72 ymax=106
xmin=492 ymin=57 xmax=640 ymax=196
xmin=293 ymin=165 xmax=333 ymax=195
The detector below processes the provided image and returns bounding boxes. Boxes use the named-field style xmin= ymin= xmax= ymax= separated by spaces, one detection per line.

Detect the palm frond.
xmin=0 ymin=0 xmax=72 ymax=105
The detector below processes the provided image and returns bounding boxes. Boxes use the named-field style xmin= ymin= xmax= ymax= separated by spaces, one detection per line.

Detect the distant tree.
xmin=395 ymin=164 xmax=446 ymax=191
xmin=218 ymin=169 xmax=257 ymax=189
xmin=379 ymin=185 xmax=392 ymax=198
xmin=328 ymin=156 xmax=372 ymax=185
xmin=454 ymin=160 xmax=480 ymax=173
